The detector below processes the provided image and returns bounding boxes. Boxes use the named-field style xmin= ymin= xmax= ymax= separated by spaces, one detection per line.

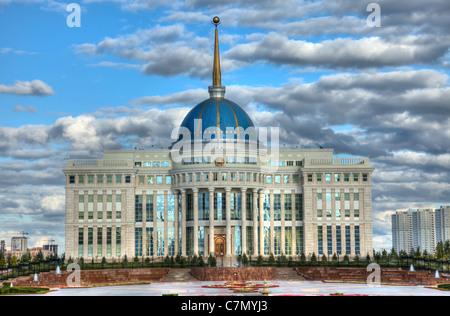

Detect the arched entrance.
xmin=214 ymin=234 xmax=226 ymax=256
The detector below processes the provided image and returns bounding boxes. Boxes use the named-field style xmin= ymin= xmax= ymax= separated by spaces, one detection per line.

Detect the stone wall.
xmin=191 ymin=267 xmax=276 ymax=281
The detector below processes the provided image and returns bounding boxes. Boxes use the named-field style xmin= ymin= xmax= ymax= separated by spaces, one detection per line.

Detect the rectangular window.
xmin=97 ymin=228 xmax=102 ymax=257
xmin=135 ymin=227 xmax=143 ymax=257
xmin=354 ymin=209 xmax=360 ymax=217
xmin=293 ymin=175 xmax=299 ymax=183
xmin=166 ymin=176 xmax=172 ymax=184
xmin=273 ymin=194 xmax=281 ymax=221
xmin=336 ymin=226 xmax=342 ymax=255
xmin=69 ymin=176 xmax=75 ymax=184
xmin=204 ymin=173 xmax=209 ymax=182
xmin=139 ymin=176 xmax=145 ymax=185
xmin=146 ymin=195 xmax=153 ymax=222
xmin=335 ymin=174 xmax=340 ymax=182
xmin=345 ymin=226 xmax=351 ymax=255
xmin=157 ymin=195 xmax=164 ymax=221
xmin=266 ymin=175 xmax=272 ymax=184
xmin=157 ymin=227 xmax=164 ymax=256
xmin=157 ymin=176 xmax=163 ymax=184
xmin=308 ymin=174 xmax=313 ymax=182
xmin=197 ymin=173 xmax=201 ymax=182
xmin=345 ymin=209 xmax=350 ymax=218
xmin=317 ymin=174 xmax=322 ymax=182
xmin=335 ymin=193 xmax=341 ymax=200
xmin=317 ymin=209 xmax=323 ymax=218
xmin=116 ymin=227 xmax=121 ymax=257
xmin=135 ymin=195 xmax=143 ymax=222
xmin=146 ymin=227 xmax=153 ymax=256
xmin=88 ymin=195 xmax=94 ymax=203
xmin=88 ymin=175 xmax=94 ymax=184
xmin=318 ymin=226 xmax=323 ymax=255
xmin=295 ymin=194 xmax=303 ymax=221
xmin=116 ymin=175 xmax=122 ymax=184
xmin=344 ymin=174 xmax=350 ymax=182
xmin=355 ymin=226 xmax=360 ymax=255
xmin=363 ymin=174 xmax=368 ymax=182
xmin=325 ymin=174 xmax=331 ymax=182
xmin=327 ymin=225 xmax=332 ymax=255
xmin=148 ymin=176 xmax=154 ymax=185
xmin=79 ymin=195 xmax=84 ymax=203
xmin=107 ymin=175 xmax=113 ymax=184
xmin=353 ymin=174 xmax=359 ymax=182
xmin=79 ymin=175 xmax=84 ymax=184
xmin=78 ymin=228 xmax=83 ymax=258
xmin=354 ymin=193 xmax=359 ymax=201
xmin=88 ymin=228 xmax=93 ymax=257
xmin=317 ymin=193 xmax=322 ymax=201
xmin=336 ymin=209 xmax=341 ymax=218
xmin=284 ymin=194 xmax=292 ymax=221
xmin=97 ymin=175 xmax=103 ymax=184
xmin=285 ymin=226 xmax=292 ymax=255
xmin=213 ymin=173 xmax=218 ymax=181
xmin=326 ymin=193 xmax=331 ymax=201
xmin=274 ymin=226 xmax=281 ymax=255
xmin=327 ymin=209 xmax=332 ymax=218
xmin=153 ymin=161 xmax=160 ymax=167
xmin=162 ymin=161 xmax=169 ymax=167
xmin=344 ymin=193 xmax=350 ymax=201
xmin=275 ymin=175 xmax=281 ymax=184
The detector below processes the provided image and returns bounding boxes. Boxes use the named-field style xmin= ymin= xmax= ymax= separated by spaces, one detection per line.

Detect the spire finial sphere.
xmin=212 ymin=16 xmax=221 ymax=28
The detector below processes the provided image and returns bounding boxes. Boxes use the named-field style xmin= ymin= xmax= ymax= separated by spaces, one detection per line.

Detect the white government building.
xmin=63 ymin=18 xmax=374 ymax=263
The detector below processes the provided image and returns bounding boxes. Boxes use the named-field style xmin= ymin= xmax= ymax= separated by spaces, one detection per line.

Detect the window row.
xmin=307 ymin=173 xmax=369 ymax=183
xmin=318 ymin=225 xmax=360 ymax=255
xmin=317 ymin=192 xmax=360 ymax=201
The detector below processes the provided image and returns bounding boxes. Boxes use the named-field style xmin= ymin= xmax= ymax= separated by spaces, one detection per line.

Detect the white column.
xmin=241 ymin=188 xmax=247 ymax=255
xmin=225 ymin=187 xmax=232 ymax=256
xmin=252 ymin=189 xmax=258 ymax=256
xmin=193 ymin=188 xmax=199 ymax=255
xmin=209 ymin=187 xmax=215 ymax=255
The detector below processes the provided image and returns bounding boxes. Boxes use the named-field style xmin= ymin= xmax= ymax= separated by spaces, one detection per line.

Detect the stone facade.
xmin=63 ymin=148 xmax=374 ymax=263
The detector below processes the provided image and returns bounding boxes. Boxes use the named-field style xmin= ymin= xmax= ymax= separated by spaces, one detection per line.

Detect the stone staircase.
xmin=273 ymin=268 xmax=306 ymax=281
xmin=162 ymin=269 xmax=198 ymax=282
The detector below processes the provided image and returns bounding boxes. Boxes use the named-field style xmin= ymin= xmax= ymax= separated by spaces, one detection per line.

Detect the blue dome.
xmin=180 ymin=98 xmax=255 ymax=140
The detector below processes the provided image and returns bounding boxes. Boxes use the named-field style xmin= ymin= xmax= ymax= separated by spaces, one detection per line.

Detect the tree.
xmin=310 ymin=253 xmax=317 ymax=265
xmin=208 ymin=254 xmax=217 ymax=267
xmin=241 ymin=253 xmax=249 ymax=267
xmin=256 ymin=255 xmax=264 ymax=266
xmin=0 ymin=251 xmax=7 ymax=269
xmin=268 ymin=253 xmax=275 ymax=266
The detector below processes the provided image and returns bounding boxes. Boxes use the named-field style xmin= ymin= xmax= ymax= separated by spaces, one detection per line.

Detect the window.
xmin=135 ymin=195 xmax=143 ymax=222
xmin=353 ymin=174 xmax=359 ymax=182
xmin=196 ymin=173 xmax=201 ymax=182
xmin=116 ymin=194 xmax=121 ymax=203
xmin=326 ymin=193 xmax=332 ymax=201
xmin=266 ymin=175 xmax=272 ymax=184
xmin=69 ymin=176 xmax=75 ymax=184
xmin=317 ymin=193 xmax=322 ymax=201
xmin=189 ymin=174 xmax=193 ymax=182
xmin=335 ymin=174 xmax=340 ymax=182
xmin=157 ymin=176 xmax=163 ymax=184
xmin=317 ymin=174 xmax=322 ymax=182
xmin=166 ymin=176 xmax=172 ymax=184
xmin=162 ymin=161 xmax=169 ymax=167
xmin=139 ymin=176 xmax=144 ymax=185
xmin=336 ymin=209 xmax=341 ymax=218
xmin=308 ymin=174 xmax=313 ymax=182
xmin=116 ymin=175 xmax=122 ymax=184
xmin=107 ymin=175 xmax=113 ymax=184
xmin=125 ymin=175 xmax=131 ymax=184
xmin=344 ymin=174 xmax=350 ymax=182
xmin=239 ymin=173 xmax=244 ymax=182
xmin=296 ymin=161 xmax=302 ymax=167
xmin=88 ymin=195 xmax=94 ymax=203
xmin=153 ymin=161 xmax=160 ymax=167
xmin=79 ymin=195 xmax=84 ymax=203
xmin=345 ymin=209 xmax=350 ymax=217
xmin=79 ymin=175 xmax=84 ymax=184
xmin=204 ymin=173 xmax=209 ymax=182
xmin=275 ymin=175 xmax=281 ymax=184
xmin=325 ymin=174 xmax=331 ymax=182
xmin=97 ymin=175 xmax=103 ymax=184
xmin=88 ymin=175 xmax=94 ymax=184
xmin=335 ymin=193 xmax=341 ymax=200
xmin=148 ymin=176 xmax=154 ymax=185
xmin=213 ymin=173 xmax=218 ymax=181
xmin=317 ymin=209 xmax=323 ymax=218
xmin=287 ymin=161 xmax=294 ymax=166
xmin=284 ymin=175 xmax=290 ymax=184
xmin=363 ymin=174 xmax=368 ymax=182
xmin=326 ymin=209 xmax=332 ymax=218
xmin=293 ymin=175 xmax=299 ymax=183
xmin=354 ymin=193 xmax=359 ymax=201
xmin=354 ymin=209 xmax=360 ymax=217
xmin=344 ymin=193 xmax=350 ymax=201
xmin=231 ymin=173 xmax=236 ymax=181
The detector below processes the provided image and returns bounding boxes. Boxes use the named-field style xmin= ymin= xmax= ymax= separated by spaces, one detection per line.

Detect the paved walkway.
xmin=32 ymin=281 xmax=450 ymax=296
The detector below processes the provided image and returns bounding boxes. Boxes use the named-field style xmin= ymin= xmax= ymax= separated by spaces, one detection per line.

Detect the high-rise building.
xmin=11 ymin=237 xmax=28 ymax=252
xmin=392 ymin=207 xmax=450 ymax=254
xmin=63 ymin=18 xmax=374 ymax=263
xmin=436 ymin=206 xmax=450 ymax=244
xmin=0 ymin=240 xmax=5 ymax=253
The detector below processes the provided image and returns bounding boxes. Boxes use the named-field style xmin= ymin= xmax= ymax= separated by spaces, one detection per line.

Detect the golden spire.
xmin=212 ymin=16 xmax=221 ymax=87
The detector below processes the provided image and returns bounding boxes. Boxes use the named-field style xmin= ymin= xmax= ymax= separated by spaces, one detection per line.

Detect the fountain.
xmin=260 ymin=280 xmax=272 ymax=297
xmin=435 ymin=270 xmax=440 ymax=279
xmin=33 ymin=273 xmax=39 ymax=282
xmin=55 ymin=266 xmax=61 ymax=275
xmin=409 ymin=264 xmax=415 ymax=272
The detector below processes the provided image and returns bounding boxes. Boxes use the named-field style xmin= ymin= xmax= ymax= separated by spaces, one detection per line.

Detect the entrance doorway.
xmin=214 ymin=234 xmax=226 ymax=256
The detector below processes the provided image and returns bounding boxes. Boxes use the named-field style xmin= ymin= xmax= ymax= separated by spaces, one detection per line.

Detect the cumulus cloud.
xmin=0 ymin=80 xmax=54 ymax=96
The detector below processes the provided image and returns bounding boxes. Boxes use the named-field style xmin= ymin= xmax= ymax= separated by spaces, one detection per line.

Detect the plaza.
xmin=32 ymin=280 xmax=450 ymax=296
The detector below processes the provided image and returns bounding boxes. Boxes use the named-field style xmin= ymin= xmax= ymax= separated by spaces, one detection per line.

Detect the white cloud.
xmin=0 ymin=80 xmax=54 ymax=96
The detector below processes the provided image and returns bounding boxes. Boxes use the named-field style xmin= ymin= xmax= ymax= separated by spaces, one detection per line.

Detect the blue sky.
xmin=1 ymin=0 xmax=450 ymax=253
